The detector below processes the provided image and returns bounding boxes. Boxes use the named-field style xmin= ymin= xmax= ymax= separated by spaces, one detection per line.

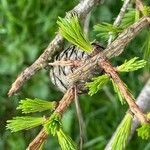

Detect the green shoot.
xmin=6 ymin=116 xmax=46 ymax=132
xmin=57 ymin=14 xmax=92 ymax=53
xmin=120 ymin=9 xmax=136 ymax=29
xmin=142 ymin=32 xmax=150 ymax=71
xmin=143 ymin=6 xmax=150 ymax=16
xmin=44 ymin=112 xmax=62 ymax=136
xmin=93 ymin=9 xmax=137 ymax=41
xmin=94 ymin=22 xmax=123 ymax=41
xmin=137 ymin=113 xmax=150 ymax=140
xmin=135 ymin=9 xmax=140 ymax=21
xmin=111 ymin=113 xmax=132 ymax=150
xmin=111 ymin=79 xmax=125 ymax=105
xmin=86 ymin=74 xmax=110 ymax=96
xmin=57 ymin=128 xmax=77 ymax=150
xmin=137 ymin=124 xmax=150 ymax=140
xmin=117 ymin=57 xmax=146 ymax=72
xmin=17 ymin=98 xmax=56 ymax=114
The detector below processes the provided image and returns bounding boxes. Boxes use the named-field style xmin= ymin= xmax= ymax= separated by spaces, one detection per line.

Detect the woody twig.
xmin=27 ymin=87 xmax=75 ymax=150
xmin=136 ymin=0 xmax=144 ymax=13
xmin=26 ymin=128 xmax=48 ymax=150
xmin=96 ymin=50 xmax=149 ymax=124
xmin=49 ymin=60 xmax=83 ymax=67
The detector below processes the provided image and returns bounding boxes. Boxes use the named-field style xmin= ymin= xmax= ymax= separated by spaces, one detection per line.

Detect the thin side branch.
xmin=108 ymin=0 xmax=131 ymax=45
xmin=97 ymin=54 xmax=149 ymax=123
xmin=74 ymin=86 xmax=87 ymax=150
xmin=136 ymin=0 xmax=144 ymax=13
xmin=49 ymin=60 xmax=83 ymax=67
xmin=105 ymin=78 xmax=150 ymax=149
xmin=83 ymin=12 xmax=91 ymax=36
xmin=8 ymin=34 xmax=63 ymax=97
xmin=27 ymin=87 xmax=75 ymax=150
xmin=113 ymin=0 xmax=131 ymax=26
xmin=8 ymin=0 xmax=101 ymax=97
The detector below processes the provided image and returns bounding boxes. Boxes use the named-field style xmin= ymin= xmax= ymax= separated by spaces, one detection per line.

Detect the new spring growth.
xmin=117 ymin=57 xmax=146 ymax=72
xmin=6 ymin=116 xmax=46 ymax=132
xmin=94 ymin=22 xmax=123 ymax=41
xmin=137 ymin=112 xmax=150 ymax=140
xmin=17 ymin=98 xmax=57 ymax=113
xmin=57 ymin=14 xmax=92 ymax=53
xmin=143 ymin=6 xmax=150 ymax=16
xmin=86 ymin=74 xmax=110 ymax=96
xmin=57 ymin=128 xmax=77 ymax=150
xmin=111 ymin=79 xmax=126 ymax=105
xmin=44 ymin=112 xmax=62 ymax=136
xmin=111 ymin=113 xmax=133 ymax=150
xmin=6 ymin=98 xmax=57 ymax=132
xmin=94 ymin=9 xmax=137 ymax=41
xmin=86 ymin=57 xmax=146 ymax=104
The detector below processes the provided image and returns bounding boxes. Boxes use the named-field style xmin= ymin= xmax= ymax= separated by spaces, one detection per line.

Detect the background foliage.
xmin=0 ymin=0 xmax=150 ymax=149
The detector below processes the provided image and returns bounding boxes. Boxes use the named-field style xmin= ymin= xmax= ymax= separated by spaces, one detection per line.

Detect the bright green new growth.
xmin=111 ymin=79 xmax=125 ymax=105
xmin=137 ymin=124 xmax=150 ymax=140
xmin=93 ymin=9 xmax=136 ymax=41
xmin=57 ymin=14 xmax=92 ymax=53
xmin=137 ymin=113 xmax=150 ymax=140
xmin=86 ymin=74 xmax=110 ymax=96
xmin=44 ymin=112 xmax=62 ymax=136
xmin=143 ymin=6 xmax=150 ymax=16
xmin=94 ymin=22 xmax=123 ymax=41
xmin=142 ymin=32 xmax=150 ymax=71
xmin=6 ymin=116 xmax=46 ymax=132
xmin=17 ymin=98 xmax=56 ymax=113
xmin=57 ymin=128 xmax=77 ymax=150
xmin=111 ymin=113 xmax=132 ymax=150
xmin=119 ymin=9 xmax=136 ymax=28
xmin=86 ymin=58 xmax=140 ymax=103
xmin=44 ymin=112 xmax=77 ymax=149
xmin=117 ymin=57 xmax=146 ymax=72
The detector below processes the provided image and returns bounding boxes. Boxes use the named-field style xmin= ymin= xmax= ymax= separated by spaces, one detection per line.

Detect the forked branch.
xmin=68 ymin=16 xmax=150 ymax=84
xmin=97 ymin=52 xmax=149 ymax=123
xmin=8 ymin=0 xmax=101 ymax=97
xmin=27 ymin=87 xmax=75 ymax=150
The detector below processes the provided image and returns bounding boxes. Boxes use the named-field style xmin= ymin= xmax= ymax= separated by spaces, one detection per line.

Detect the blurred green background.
xmin=0 ymin=0 xmax=150 ymax=149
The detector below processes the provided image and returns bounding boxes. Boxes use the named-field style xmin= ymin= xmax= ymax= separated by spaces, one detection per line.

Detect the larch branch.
xmin=8 ymin=0 xmax=101 ymax=97
xmin=105 ymin=78 xmax=150 ymax=150
xmin=26 ymin=87 xmax=75 ymax=150
xmin=98 ymin=56 xmax=149 ymax=123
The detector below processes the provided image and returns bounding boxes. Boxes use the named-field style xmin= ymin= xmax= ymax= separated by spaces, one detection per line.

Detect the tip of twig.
xmin=8 ymin=87 xmax=15 ymax=97
xmin=8 ymin=80 xmax=21 ymax=97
